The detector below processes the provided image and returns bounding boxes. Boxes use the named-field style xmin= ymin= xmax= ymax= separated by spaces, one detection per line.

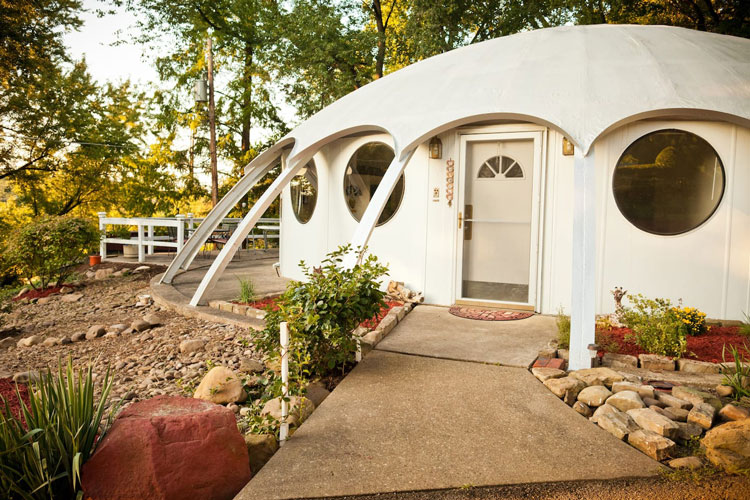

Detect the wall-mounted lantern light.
xmin=562 ymin=137 xmax=575 ymax=156
xmin=429 ymin=137 xmax=442 ymax=159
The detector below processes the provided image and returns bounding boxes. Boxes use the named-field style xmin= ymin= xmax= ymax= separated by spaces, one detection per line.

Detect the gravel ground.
xmin=326 ymin=475 xmax=750 ymax=500
xmin=0 ymin=263 xmax=262 ymax=409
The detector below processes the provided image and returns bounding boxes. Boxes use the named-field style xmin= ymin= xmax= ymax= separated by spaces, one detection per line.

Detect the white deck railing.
xmin=97 ymin=213 xmax=280 ymax=263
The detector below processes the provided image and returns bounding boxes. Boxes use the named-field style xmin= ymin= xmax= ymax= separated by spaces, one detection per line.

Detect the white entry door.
xmin=456 ymin=132 xmax=544 ymax=307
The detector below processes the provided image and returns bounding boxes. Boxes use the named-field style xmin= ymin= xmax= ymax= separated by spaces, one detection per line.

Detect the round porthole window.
xmin=290 ymin=160 xmax=318 ymax=224
xmin=343 ymin=142 xmax=404 ymax=225
xmin=612 ymin=129 xmax=725 ymax=235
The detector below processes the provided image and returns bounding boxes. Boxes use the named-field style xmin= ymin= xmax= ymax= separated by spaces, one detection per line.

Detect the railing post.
xmin=147 ymin=224 xmax=154 ymax=255
xmin=97 ymin=212 xmax=107 ymax=260
xmin=187 ymin=213 xmax=194 ymax=235
xmin=279 ymin=321 xmax=289 ymax=446
xmin=137 ymin=223 xmax=145 ymax=263
xmin=176 ymin=214 xmax=186 ymax=252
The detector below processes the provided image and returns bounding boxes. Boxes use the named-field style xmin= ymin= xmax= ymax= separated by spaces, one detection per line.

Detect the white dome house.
xmin=162 ymin=24 xmax=750 ymax=370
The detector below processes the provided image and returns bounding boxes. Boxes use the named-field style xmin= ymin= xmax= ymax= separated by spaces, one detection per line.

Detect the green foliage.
xmin=674 ymin=306 xmax=708 ymax=336
xmin=236 ymin=276 xmax=256 ymax=304
xmin=252 ymin=245 xmax=388 ymax=386
xmin=0 ymin=359 xmax=117 ymax=500
xmin=3 ymin=216 xmax=100 ymax=290
xmin=621 ymin=294 xmax=687 ymax=358
xmin=721 ymin=343 xmax=750 ymax=400
xmin=556 ymin=307 xmax=570 ymax=349
xmin=740 ymin=312 xmax=750 ymax=337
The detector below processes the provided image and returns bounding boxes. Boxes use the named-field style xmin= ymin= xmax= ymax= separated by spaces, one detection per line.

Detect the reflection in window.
xmin=613 ymin=129 xmax=724 ymax=235
xmin=290 ymin=160 xmax=318 ymax=224
xmin=477 ymin=155 xmax=524 ymax=179
xmin=343 ymin=142 xmax=404 ymax=225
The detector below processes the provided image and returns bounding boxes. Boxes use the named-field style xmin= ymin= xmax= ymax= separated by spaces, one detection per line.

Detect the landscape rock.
xmin=661 ymin=407 xmax=689 ymax=422
xmin=81 ymin=396 xmax=250 ymax=500
xmin=702 ymin=419 xmax=750 ymax=471
xmin=643 ymin=396 xmax=665 ymax=408
xmin=193 ymin=366 xmax=246 ymax=404
xmin=627 ymin=408 xmax=680 ymax=439
xmin=17 ymin=335 xmax=42 ymax=347
xmin=668 ymin=456 xmax=703 ymax=469
xmin=543 ymin=376 xmax=586 ymax=405
xmin=677 ymin=358 xmax=720 ymax=374
xmin=42 ymin=337 xmax=59 ymax=347
xmin=573 ymin=401 xmax=592 ymax=417
xmin=109 ymin=324 xmax=128 ymax=333
xmin=611 ymin=381 xmax=655 ymax=400
xmin=13 ymin=371 xmax=40 ymax=384
xmin=672 ymin=386 xmax=722 ymax=412
xmin=134 ymin=265 xmax=150 ymax=272
xmin=71 ymin=332 xmax=87 ymax=342
xmin=601 ymin=353 xmax=638 ymax=369
xmin=591 ymin=403 xmax=620 ymax=421
xmin=607 ymin=391 xmax=645 ymax=412
xmin=261 ymin=396 xmax=315 ymax=427
xmin=239 ymin=358 xmax=265 ymax=374
xmin=531 ymin=367 xmax=566 ymax=382
xmin=627 ymin=430 xmax=676 ymax=461
xmin=59 ymin=286 xmax=73 ymax=294
xmin=595 ymin=412 xmax=640 ymax=440
xmin=61 ymin=293 xmax=83 ymax=303
xmin=143 ymin=313 xmax=162 ymax=326
xmin=577 ymin=385 xmax=612 ymax=407
xmin=60 ymin=336 xmax=72 ymax=345
xmin=131 ymin=319 xmax=152 ymax=332
xmin=86 ymin=325 xmax=106 ymax=340
xmin=0 ymin=337 xmax=16 ymax=349
xmin=688 ymin=402 xmax=716 ymax=430
xmin=244 ymin=434 xmax=278 ymax=473
xmin=716 ymin=385 xmax=734 ymax=397
xmin=305 ymin=381 xmax=331 ymax=408
xmin=719 ymin=403 xmax=750 ymax=421
xmin=94 ymin=268 xmax=114 ymax=280
xmin=570 ymin=367 xmax=624 ymax=388
xmin=639 ymin=354 xmax=674 ymax=371
xmin=675 ymin=421 xmax=704 ymax=442
xmin=179 ymin=339 xmax=206 ymax=354
xmin=656 ymin=392 xmax=692 ymax=410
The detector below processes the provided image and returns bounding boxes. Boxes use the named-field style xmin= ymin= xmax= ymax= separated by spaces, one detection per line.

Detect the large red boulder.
xmin=82 ymin=395 xmax=251 ymax=500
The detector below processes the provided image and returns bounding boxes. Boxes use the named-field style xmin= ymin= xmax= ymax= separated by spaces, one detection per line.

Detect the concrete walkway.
xmin=236 ymin=312 xmax=663 ymax=500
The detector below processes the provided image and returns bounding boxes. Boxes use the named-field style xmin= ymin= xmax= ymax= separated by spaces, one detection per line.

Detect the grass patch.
xmin=556 ymin=306 xmax=570 ymax=349
xmin=236 ymin=276 xmax=256 ymax=304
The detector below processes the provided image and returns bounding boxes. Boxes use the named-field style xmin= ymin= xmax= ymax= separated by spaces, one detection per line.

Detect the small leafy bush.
xmin=236 ymin=276 xmax=256 ymax=304
xmin=621 ymin=294 xmax=687 ymax=358
xmin=0 ymin=359 xmax=117 ymax=500
xmin=3 ymin=217 xmax=100 ymax=290
xmin=740 ymin=312 xmax=750 ymax=337
xmin=674 ymin=306 xmax=708 ymax=336
xmin=252 ymin=245 xmax=388 ymax=386
xmin=721 ymin=343 xmax=750 ymax=400
xmin=555 ymin=307 xmax=570 ymax=349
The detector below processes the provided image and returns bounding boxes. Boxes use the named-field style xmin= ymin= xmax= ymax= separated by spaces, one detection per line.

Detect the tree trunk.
xmin=241 ymin=41 xmax=253 ymax=153
xmin=372 ymin=0 xmax=386 ymax=78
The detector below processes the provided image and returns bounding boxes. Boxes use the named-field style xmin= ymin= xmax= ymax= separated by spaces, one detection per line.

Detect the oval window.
xmin=613 ymin=129 xmax=725 ymax=235
xmin=290 ymin=160 xmax=318 ymax=224
xmin=343 ymin=142 xmax=404 ymax=225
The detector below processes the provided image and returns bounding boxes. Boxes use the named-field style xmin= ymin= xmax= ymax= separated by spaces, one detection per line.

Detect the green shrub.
xmin=556 ymin=307 xmax=570 ymax=349
xmin=3 ymin=217 xmax=100 ymax=290
xmin=673 ymin=305 xmax=708 ymax=336
xmin=740 ymin=312 xmax=750 ymax=337
xmin=721 ymin=343 xmax=750 ymax=400
xmin=0 ymin=359 xmax=117 ymax=500
xmin=252 ymin=245 xmax=388 ymax=387
xmin=236 ymin=276 xmax=256 ymax=304
xmin=621 ymin=294 xmax=687 ymax=358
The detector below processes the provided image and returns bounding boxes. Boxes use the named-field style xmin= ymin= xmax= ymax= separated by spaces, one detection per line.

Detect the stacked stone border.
xmin=208 ymin=294 xmax=280 ymax=321
xmin=530 ymin=363 xmax=750 ymax=471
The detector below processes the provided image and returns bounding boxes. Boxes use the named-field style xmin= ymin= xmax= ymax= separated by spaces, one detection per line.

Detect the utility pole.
xmin=207 ymin=35 xmax=218 ymax=207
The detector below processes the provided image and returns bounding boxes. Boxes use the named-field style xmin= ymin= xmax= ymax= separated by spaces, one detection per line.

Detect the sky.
xmin=64 ymin=2 xmax=158 ymax=86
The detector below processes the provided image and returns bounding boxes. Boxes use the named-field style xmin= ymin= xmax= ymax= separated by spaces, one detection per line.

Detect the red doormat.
xmin=449 ymin=306 xmax=534 ymax=321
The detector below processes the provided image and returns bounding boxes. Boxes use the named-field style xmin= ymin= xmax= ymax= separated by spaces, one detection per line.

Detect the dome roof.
xmin=259 ymin=24 xmax=750 ymax=167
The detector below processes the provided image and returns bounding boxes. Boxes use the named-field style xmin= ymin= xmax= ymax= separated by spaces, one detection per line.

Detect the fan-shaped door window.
xmin=477 ymin=155 xmax=524 ymax=179
xmin=613 ymin=129 xmax=725 ymax=235
xmin=343 ymin=142 xmax=404 ymax=225
xmin=290 ymin=160 xmax=318 ymax=224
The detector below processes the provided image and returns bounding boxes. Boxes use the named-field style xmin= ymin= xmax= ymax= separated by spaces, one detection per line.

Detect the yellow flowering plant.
xmin=673 ymin=305 xmax=709 ymax=336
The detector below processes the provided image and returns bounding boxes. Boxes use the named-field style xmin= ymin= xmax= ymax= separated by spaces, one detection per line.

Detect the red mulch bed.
xmin=0 ymin=378 xmax=30 ymax=421
xmin=12 ymin=285 xmax=65 ymax=302
xmin=598 ymin=325 xmax=749 ymax=364
xmin=360 ymin=301 xmax=403 ymax=329
xmin=247 ymin=297 xmax=281 ymax=312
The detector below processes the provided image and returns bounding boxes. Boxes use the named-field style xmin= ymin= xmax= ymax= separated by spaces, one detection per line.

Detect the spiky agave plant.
xmin=0 ymin=358 xmax=118 ymax=499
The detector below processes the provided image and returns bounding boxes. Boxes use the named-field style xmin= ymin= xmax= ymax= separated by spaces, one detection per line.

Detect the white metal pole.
xmin=176 ymin=214 xmax=186 ymax=252
xmin=147 ymin=224 xmax=154 ymax=255
xmin=279 ymin=322 xmax=290 ymax=445
xmin=97 ymin=212 xmax=107 ymax=260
